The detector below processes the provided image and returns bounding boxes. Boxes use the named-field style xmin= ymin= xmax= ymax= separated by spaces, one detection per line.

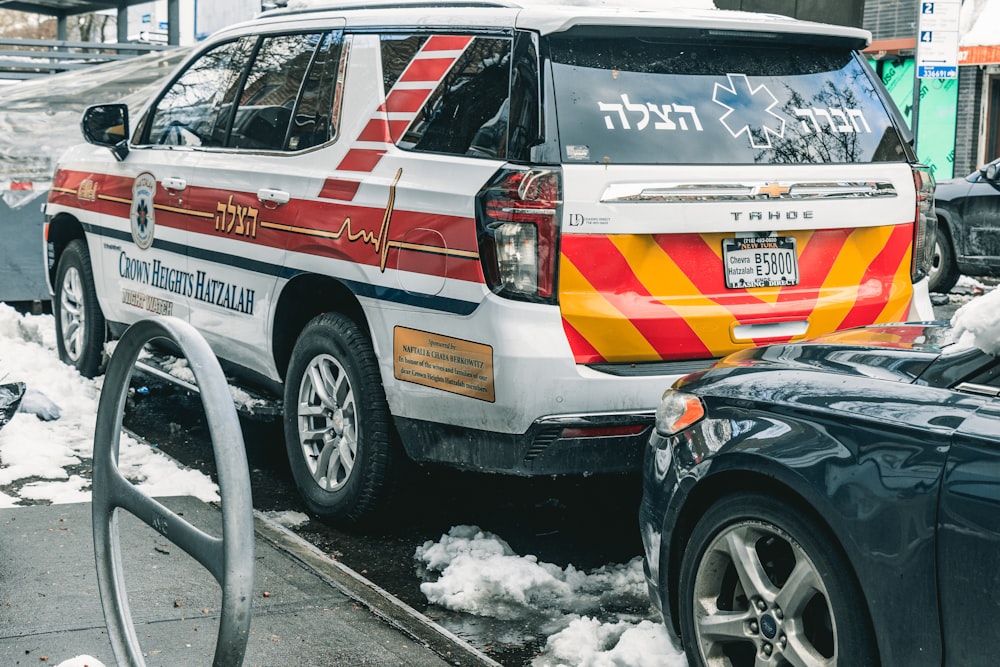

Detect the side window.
xmin=230 ymin=32 xmax=336 ymax=151
xmin=146 ymin=37 xmax=256 ymax=147
xmin=392 ymin=36 xmax=511 ymax=158
xmin=287 ymin=31 xmax=345 ymax=151
xmin=380 ymin=35 xmax=428 ymax=94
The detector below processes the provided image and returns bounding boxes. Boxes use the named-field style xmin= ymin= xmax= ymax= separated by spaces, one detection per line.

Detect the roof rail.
xmin=261 ymin=0 xmax=520 ymax=17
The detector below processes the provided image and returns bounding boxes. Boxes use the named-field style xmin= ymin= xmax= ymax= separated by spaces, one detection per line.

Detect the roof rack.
xmin=261 ymin=0 xmax=520 ymax=17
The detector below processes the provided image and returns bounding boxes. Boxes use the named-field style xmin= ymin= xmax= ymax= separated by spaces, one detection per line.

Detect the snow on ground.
xmin=952 ymin=285 xmax=1000 ymax=355
xmin=415 ymin=525 xmax=688 ymax=667
xmin=4 ymin=279 xmax=998 ymax=667
xmin=0 ymin=304 xmax=219 ymax=506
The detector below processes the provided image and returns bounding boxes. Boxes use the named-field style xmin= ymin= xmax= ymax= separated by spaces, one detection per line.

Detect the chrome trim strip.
xmin=601 ymin=181 xmax=898 ymax=203
xmin=956 ymin=382 xmax=1000 ymax=398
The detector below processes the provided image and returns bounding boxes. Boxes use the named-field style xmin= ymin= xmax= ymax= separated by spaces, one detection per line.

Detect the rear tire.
xmin=283 ymin=312 xmax=401 ymax=525
xmin=54 ymin=239 xmax=106 ymax=378
xmin=928 ymin=226 xmax=959 ymax=294
xmin=678 ymin=493 xmax=878 ymax=667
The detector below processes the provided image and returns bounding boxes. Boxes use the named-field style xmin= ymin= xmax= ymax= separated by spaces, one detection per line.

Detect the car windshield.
xmin=548 ymin=35 xmax=907 ymax=165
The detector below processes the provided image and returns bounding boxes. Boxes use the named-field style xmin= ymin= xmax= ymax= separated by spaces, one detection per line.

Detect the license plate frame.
xmin=722 ymin=236 xmax=799 ymax=289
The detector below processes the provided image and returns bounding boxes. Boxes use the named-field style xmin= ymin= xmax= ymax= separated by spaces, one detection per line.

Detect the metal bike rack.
xmin=92 ymin=316 xmax=255 ymax=666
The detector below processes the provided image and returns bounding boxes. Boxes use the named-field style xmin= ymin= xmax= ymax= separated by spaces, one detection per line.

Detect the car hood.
xmin=686 ymin=322 xmax=954 ymax=385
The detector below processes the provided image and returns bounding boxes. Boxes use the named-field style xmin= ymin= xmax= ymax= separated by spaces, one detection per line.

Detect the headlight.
xmin=654 ymin=390 xmax=705 ymax=436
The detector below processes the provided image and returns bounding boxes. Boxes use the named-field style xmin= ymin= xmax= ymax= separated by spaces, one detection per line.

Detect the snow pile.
xmin=414 ymin=525 xmax=686 ymax=666
xmin=951 ymin=286 xmax=1000 ymax=355
xmin=0 ymin=303 xmax=219 ymax=506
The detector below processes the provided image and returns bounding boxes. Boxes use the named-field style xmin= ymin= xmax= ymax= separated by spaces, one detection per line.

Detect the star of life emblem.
xmin=130 ymin=172 xmax=157 ymax=250
xmin=713 ymin=73 xmax=786 ymax=149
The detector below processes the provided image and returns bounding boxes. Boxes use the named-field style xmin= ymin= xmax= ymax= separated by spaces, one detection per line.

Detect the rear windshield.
xmin=548 ymin=37 xmax=906 ymax=165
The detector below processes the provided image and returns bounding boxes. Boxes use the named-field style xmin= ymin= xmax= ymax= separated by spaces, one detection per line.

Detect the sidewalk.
xmin=0 ymin=496 xmax=500 ymax=666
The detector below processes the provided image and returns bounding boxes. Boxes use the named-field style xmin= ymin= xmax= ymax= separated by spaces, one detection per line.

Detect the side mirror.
xmin=985 ymin=162 xmax=999 ymax=182
xmin=81 ymin=104 xmax=130 ymax=161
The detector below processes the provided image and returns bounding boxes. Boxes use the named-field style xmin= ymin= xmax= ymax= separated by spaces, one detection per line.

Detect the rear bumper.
xmin=394 ymin=409 xmax=655 ymax=474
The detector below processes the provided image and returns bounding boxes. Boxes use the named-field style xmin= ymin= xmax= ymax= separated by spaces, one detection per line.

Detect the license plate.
xmin=722 ymin=237 xmax=799 ymax=288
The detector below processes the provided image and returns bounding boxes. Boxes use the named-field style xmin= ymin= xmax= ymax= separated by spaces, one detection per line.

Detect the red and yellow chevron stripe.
xmin=560 ymin=226 xmax=914 ymax=363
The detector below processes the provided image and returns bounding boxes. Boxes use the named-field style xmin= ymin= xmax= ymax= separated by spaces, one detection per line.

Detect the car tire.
xmin=678 ymin=492 xmax=878 ymax=667
xmin=283 ymin=312 xmax=401 ymax=525
xmin=54 ymin=239 xmax=106 ymax=378
xmin=928 ymin=226 xmax=959 ymax=294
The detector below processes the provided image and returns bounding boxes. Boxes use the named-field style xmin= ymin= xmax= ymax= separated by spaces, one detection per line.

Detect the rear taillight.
xmin=911 ymin=165 xmax=937 ymax=283
xmin=476 ymin=167 xmax=561 ymax=303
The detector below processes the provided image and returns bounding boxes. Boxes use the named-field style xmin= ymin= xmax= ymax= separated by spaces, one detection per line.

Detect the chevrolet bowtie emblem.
xmin=757 ymin=182 xmax=791 ymax=198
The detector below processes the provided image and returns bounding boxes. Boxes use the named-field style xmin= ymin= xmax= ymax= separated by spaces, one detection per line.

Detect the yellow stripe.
xmin=559 ymin=256 xmax=659 ymax=360
xmin=607 ymin=234 xmax=735 ymax=352
xmin=872 ymin=247 xmax=914 ymax=323
xmin=156 ymin=204 xmax=215 ymax=219
xmin=259 ymin=220 xmax=478 ymax=261
xmin=98 ymin=194 xmax=131 ymax=204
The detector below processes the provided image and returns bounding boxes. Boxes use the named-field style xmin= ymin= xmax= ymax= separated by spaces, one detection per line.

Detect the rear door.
xmin=546 ymin=29 xmax=919 ymax=365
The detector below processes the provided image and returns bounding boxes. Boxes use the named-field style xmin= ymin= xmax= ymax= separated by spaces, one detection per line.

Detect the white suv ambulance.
xmin=45 ymin=0 xmax=936 ymax=523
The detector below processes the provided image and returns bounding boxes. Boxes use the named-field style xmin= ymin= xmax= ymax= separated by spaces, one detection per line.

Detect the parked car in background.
xmin=640 ymin=289 xmax=1000 ymax=667
xmin=931 ymin=156 xmax=1000 ymax=293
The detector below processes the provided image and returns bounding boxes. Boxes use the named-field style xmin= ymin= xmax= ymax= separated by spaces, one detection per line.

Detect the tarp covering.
xmin=0 ymin=47 xmax=188 ymax=208
xmin=960 ymin=0 xmax=1000 ymax=64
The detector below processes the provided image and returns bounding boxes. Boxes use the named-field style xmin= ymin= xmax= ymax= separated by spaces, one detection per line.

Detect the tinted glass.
xmin=398 ymin=36 xmax=511 ymax=158
xmin=381 ymin=35 xmax=428 ymax=94
xmin=549 ymin=37 xmax=906 ymax=165
xmin=288 ymin=31 xmax=344 ymax=151
xmin=227 ymin=33 xmax=320 ymax=150
xmin=147 ymin=37 xmax=256 ymax=147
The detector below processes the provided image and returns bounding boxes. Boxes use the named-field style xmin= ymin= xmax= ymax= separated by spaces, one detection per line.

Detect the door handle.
xmin=258 ymin=188 xmax=290 ymax=206
xmin=161 ymin=177 xmax=186 ymax=192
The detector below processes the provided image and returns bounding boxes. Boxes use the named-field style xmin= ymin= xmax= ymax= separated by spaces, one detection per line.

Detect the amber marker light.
xmin=654 ymin=391 xmax=706 ymax=436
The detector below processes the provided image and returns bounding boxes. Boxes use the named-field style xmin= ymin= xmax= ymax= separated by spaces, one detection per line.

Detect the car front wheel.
xmin=678 ymin=492 xmax=877 ymax=667
xmin=54 ymin=239 xmax=106 ymax=378
xmin=283 ymin=312 xmax=401 ymax=525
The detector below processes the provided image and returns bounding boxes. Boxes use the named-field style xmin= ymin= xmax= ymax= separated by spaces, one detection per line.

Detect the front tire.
xmin=54 ymin=239 xmax=106 ymax=378
xmin=283 ymin=312 xmax=401 ymax=525
xmin=678 ymin=493 xmax=877 ymax=667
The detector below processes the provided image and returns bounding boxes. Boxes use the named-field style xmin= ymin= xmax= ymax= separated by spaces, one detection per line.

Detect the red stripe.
xmin=562 ymin=236 xmax=712 ymax=360
xmin=561 ymin=319 xmax=606 ymax=363
xmin=401 ymin=57 xmax=458 ymax=82
xmin=385 ymin=88 xmax=434 ymax=114
xmin=318 ymin=178 xmax=360 ymax=201
xmin=337 ymin=149 xmax=386 ymax=172
xmin=775 ymin=230 xmax=850 ymax=307
xmin=836 ymin=224 xmax=912 ymax=330
xmin=11 ymin=181 xmax=32 ymax=191
xmin=357 ymin=118 xmax=392 ymax=143
xmin=423 ymin=35 xmax=473 ymax=51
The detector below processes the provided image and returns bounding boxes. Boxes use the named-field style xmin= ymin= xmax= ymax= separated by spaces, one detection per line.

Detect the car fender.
xmin=658 ymin=409 xmax=947 ymax=667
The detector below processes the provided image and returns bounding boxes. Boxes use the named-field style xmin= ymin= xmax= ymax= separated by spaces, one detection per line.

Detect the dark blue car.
xmin=640 ymin=293 xmax=1000 ymax=666
xmin=931 ymin=156 xmax=1000 ymax=293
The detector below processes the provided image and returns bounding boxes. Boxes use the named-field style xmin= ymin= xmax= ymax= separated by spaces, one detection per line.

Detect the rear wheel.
xmin=928 ymin=226 xmax=959 ymax=294
xmin=678 ymin=493 xmax=877 ymax=667
xmin=283 ymin=312 xmax=401 ymax=525
xmin=54 ymin=239 xmax=106 ymax=378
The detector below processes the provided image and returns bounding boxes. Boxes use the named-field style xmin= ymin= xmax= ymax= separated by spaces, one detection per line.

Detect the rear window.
xmin=549 ymin=37 xmax=906 ymax=165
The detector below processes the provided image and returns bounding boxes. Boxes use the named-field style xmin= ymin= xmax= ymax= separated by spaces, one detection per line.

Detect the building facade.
xmin=865 ymin=0 xmax=1000 ymax=179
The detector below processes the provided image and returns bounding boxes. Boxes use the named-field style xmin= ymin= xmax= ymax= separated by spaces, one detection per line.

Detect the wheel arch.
xmin=662 ymin=466 xmax=879 ymax=657
xmin=935 ymin=211 xmax=957 ymax=252
xmin=272 ymin=273 xmax=371 ymax=382
xmin=46 ymin=212 xmax=87 ymax=287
